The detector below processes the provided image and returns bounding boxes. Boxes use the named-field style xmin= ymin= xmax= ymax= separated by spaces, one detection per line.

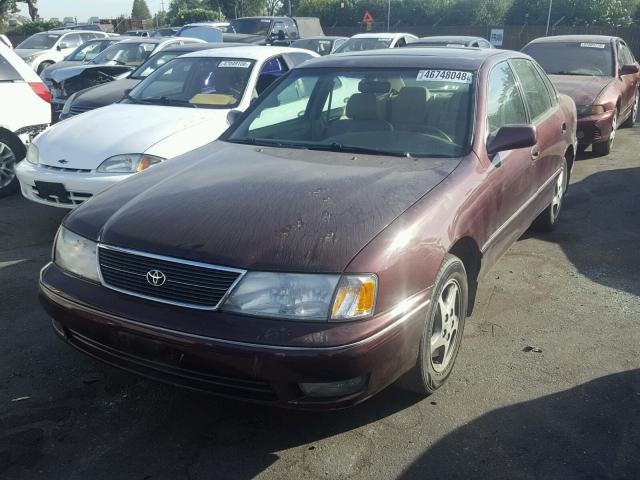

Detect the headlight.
xmin=26 ymin=143 xmax=39 ymax=165
xmin=96 ymin=154 xmax=164 ymax=173
xmin=53 ymin=227 xmax=100 ymax=282
xmin=576 ymin=105 xmax=606 ymax=116
xmin=222 ymin=272 xmax=377 ymax=321
xmin=61 ymin=92 xmax=78 ymax=115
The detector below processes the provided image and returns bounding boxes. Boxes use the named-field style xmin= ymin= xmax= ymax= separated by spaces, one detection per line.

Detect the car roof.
xmin=113 ymin=37 xmax=164 ymax=45
xmin=528 ymin=35 xmax=618 ymax=44
xmin=45 ymin=29 xmax=104 ymax=34
xmin=297 ymin=47 xmax=519 ymax=70
xmin=294 ymin=36 xmax=348 ymax=41
xmin=350 ymin=32 xmax=411 ymax=39
xmin=182 ymin=22 xmax=229 ymax=27
xmin=182 ymin=45 xmax=313 ymax=60
xmin=160 ymin=42 xmax=246 ymax=53
xmin=414 ymin=36 xmax=487 ymax=43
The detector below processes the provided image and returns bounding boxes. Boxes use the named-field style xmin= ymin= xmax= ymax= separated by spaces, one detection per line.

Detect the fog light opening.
xmin=299 ymin=376 xmax=366 ymax=398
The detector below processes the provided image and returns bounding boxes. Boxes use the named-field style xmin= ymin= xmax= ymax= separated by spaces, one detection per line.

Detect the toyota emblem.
xmin=146 ymin=269 xmax=166 ymax=287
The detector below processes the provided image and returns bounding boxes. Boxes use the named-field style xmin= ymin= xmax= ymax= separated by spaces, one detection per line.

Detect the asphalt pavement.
xmin=1 ymin=128 xmax=639 ymax=480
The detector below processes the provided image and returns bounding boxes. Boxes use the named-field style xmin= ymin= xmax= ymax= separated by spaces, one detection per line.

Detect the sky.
xmin=18 ymin=0 xmax=162 ymax=22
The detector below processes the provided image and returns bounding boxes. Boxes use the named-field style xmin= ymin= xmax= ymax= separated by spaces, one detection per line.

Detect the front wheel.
xmin=36 ymin=61 xmax=53 ymax=75
xmin=398 ymin=254 xmax=468 ymax=396
xmin=532 ymin=157 xmax=567 ymax=232
xmin=592 ymin=110 xmax=617 ymax=156
xmin=0 ymin=133 xmax=24 ymax=198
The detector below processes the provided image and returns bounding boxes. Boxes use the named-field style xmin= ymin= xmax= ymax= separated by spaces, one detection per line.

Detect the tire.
xmin=36 ymin=61 xmax=53 ymax=75
xmin=621 ymin=91 xmax=638 ymax=128
xmin=0 ymin=132 xmax=24 ymax=198
xmin=592 ymin=110 xmax=617 ymax=156
xmin=532 ymin=156 xmax=568 ymax=232
xmin=398 ymin=254 xmax=468 ymax=396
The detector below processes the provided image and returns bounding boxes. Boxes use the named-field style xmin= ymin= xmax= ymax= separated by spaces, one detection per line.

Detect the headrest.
xmin=391 ymin=87 xmax=430 ymax=123
xmin=345 ymin=93 xmax=382 ymax=120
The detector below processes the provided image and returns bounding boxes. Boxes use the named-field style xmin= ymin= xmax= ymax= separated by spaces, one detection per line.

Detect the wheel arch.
xmin=448 ymin=236 xmax=482 ymax=316
xmin=564 ymin=144 xmax=575 ymax=184
xmin=0 ymin=128 xmax=26 ymax=157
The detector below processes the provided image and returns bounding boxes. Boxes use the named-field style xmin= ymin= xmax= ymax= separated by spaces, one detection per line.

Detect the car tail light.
xmin=29 ymin=82 xmax=52 ymax=104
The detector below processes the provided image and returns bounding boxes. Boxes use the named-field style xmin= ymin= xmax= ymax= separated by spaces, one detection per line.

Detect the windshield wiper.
xmin=553 ymin=71 xmax=593 ymax=76
xmin=140 ymin=96 xmax=197 ymax=108
xmin=307 ymin=143 xmax=408 ymax=157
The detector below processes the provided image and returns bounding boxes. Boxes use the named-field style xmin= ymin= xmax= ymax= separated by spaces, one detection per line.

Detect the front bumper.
xmin=576 ymin=110 xmax=615 ymax=145
xmin=40 ymin=263 xmax=430 ymax=409
xmin=15 ymin=160 xmax=131 ymax=208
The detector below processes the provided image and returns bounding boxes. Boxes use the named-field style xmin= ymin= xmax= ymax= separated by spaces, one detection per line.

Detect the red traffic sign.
xmin=361 ymin=10 xmax=374 ymax=24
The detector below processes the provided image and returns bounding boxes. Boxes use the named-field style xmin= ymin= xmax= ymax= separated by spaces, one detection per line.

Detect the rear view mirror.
xmin=227 ymin=109 xmax=243 ymax=126
xmin=620 ymin=64 xmax=639 ymax=76
xmin=486 ymin=125 xmax=537 ymax=156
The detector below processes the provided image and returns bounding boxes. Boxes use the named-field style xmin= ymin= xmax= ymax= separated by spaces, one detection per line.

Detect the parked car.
xmin=47 ymin=37 xmax=205 ymax=121
xmin=16 ymin=46 xmax=317 ymax=208
xmin=522 ymin=35 xmax=639 ymax=155
xmin=333 ymin=33 xmax=418 ymax=53
xmin=14 ymin=30 xmax=110 ymax=73
xmin=407 ymin=36 xmax=493 ymax=48
xmin=0 ymin=34 xmax=12 ymax=49
xmin=40 ymin=37 xmax=126 ymax=84
xmin=291 ymin=36 xmax=348 ymax=55
xmin=38 ymin=48 xmax=577 ymax=408
xmin=0 ymin=42 xmax=51 ymax=197
xmin=223 ymin=16 xmax=323 ymax=46
xmin=59 ymin=42 xmax=248 ymax=121
xmin=51 ymin=24 xmax=105 ymax=32
xmin=176 ymin=23 xmax=225 ymax=43
xmin=124 ymin=30 xmax=151 ymax=37
xmin=151 ymin=27 xmax=180 ymax=37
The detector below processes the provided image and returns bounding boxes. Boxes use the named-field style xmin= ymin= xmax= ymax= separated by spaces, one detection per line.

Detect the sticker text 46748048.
xmin=417 ymin=70 xmax=473 ymax=84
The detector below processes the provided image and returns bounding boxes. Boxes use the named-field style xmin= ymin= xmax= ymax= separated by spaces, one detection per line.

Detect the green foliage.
xmin=131 ymin=0 xmax=152 ymax=20
xmin=9 ymin=18 xmax=61 ymax=35
xmin=174 ymin=7 xmax=222 ymax=24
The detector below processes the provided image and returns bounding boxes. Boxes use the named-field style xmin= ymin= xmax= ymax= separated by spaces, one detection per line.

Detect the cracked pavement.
xmin=1 ymin=128 xmax=639 ymax=479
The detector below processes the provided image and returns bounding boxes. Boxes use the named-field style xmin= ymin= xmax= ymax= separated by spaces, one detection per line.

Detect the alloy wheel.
xmin=551 ymin=162 xmax=565 ymax=221
xmin=0 ymin=141 xmax=16 ymax=189
xmin=430 ymin=279 xmax=462 ymax=373
xmin=609 ymin=114 xmax=617 ymax=148
xmin=633 ymin=93 xmax=639 ymax=124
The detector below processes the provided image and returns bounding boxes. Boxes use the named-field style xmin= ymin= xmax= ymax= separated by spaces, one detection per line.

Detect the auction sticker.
xmin=417 ymin=69 xmax=473 ymax=83
xmin=218 ymin=60 xmax=252 ymax=68
xmin=580 ymin=43 xmax=606 ymax=49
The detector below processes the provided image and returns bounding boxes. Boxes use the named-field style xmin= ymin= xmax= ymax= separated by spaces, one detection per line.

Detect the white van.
xmin=0 ymin=42 xmax=51 ymax=197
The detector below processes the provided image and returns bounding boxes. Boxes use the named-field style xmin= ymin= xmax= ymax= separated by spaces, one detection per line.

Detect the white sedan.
xmin=333 ymin=33 xmax=418 ymax=53
xmin=16 ymin=46 xmax=317 ymax=208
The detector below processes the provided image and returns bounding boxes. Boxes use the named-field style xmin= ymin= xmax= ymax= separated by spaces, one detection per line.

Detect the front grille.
xmin=68 ymin=104 xmax=95 ymax=117
xmin=40 ymin=164 xmax=92 ymax=173
xmin=31 ymin=185 xmax=92 ymax=205
xmin=98 ymin=246 xmax=244 ymax=310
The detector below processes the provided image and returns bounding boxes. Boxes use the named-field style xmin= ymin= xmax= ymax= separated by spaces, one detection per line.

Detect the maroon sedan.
xmin=523 ymin=35 xmax=639 ymax=156
xmin=40 ymin=48 xmax=577 ymax=409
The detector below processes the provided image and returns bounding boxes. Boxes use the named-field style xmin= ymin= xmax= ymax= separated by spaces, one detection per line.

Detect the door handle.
xmin=531 ymin=149 xmax=540 ymax=161
xmin=561 ymin=123 xmax=567 ymax=133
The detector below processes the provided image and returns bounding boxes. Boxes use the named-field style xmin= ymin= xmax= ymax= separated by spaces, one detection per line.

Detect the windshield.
xmin=128 ymin=57 xmax=255 ymax=109
xmin=523 ymin=42 xmax=614 ymax=76
xmin=18 ymin=33 xmax=61 ymax=49
xmin=90 ymin=42 xmax=157 ymax=66
xmin=334 ymin=38 xmax=393 ymax=53
xmin=227 ymin=67 xmax=474 ymax=157
xmin=228 ymin=18 xmax=271 ymax=35
xmin=177 ymin=25 xmax=223 ymax=42
xmin=130 ymin=51 xmax=182 ymax=79
xmin=67 ymin=41 xmax=104 ymax=61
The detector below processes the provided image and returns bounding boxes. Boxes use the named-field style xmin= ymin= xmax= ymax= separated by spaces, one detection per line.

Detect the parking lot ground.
xmin=1 ymin=128 xmax=639 ymax=480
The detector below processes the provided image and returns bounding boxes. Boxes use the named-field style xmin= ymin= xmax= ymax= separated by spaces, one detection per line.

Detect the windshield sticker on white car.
xmin=218 ymin=60 xmax=252 ymax=68
xmin=580 ymin=43 xmax=606 ymax=49
xmin=417 ymin=70 xmax=473 ymax=83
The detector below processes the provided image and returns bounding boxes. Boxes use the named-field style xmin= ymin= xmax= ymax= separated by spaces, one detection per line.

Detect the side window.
xmin=510 ymin=59 xmax=553 ymax=122
xmin=621 ymin=44 xmax=635 ymax=65
xmin=486 ymin=61 xmax=528 ymax=135
xmin=0 ymin=52 xmax=21 ymax=81
xmin=396 ymin=37 xmax=406 ymax=48
xmin=62 ymin=34 xmax=82 ymax=48
xmin=256 ymin=56 xmax=289 ymax=95
xmin=273 ymin=22 xmax=286 ymax=38
xmin=282 ymin=52 xmax=313 ymax=68
xmin=533 ymin=62 xmax=558 ymax=105
xmin=79 ymin=33 xmax=96 ymax=42
xmin=285 ymin=19 xmax=299 ymax=39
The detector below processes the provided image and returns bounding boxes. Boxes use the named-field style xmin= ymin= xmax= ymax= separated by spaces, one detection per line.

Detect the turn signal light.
xmin=331 ymin=274 xmax=377 ymax=321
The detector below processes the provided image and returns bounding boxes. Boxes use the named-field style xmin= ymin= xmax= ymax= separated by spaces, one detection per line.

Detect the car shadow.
xmin=399 ymin=369 xmax=640 ymax=479
xmin=524 ymin=166 xmax=640 ymax=297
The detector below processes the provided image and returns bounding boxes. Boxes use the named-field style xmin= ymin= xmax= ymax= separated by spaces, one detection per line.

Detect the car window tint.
xmin=511 ymin=59 xmax=553 ymax=122
xmin=261 ymin=57 xmax=288 ymax=76
xmin=0 ymin=52 xmax=21 ymax=81
xmin=487 ymin=61 xmax=528 ymax=134
xmin=63 ymin=34 xmax=82 ymax=48
xmin=620 ymin=44 xmax=635 ymax=65
xmin=533 ymin=62 xmax=558 ymax=105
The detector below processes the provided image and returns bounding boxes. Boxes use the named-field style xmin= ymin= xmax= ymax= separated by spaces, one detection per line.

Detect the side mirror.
xmin=486 ymin=125 xmax=537 ymax=156
xmin=227 ymin=109 xmax=243 ymax=126
xmin=620 ymin=64 xmax=639 ymax=76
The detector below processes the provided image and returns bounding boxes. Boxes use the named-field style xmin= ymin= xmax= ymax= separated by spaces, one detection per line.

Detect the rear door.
xmin=617 ymin=42 xmax=638 ymax=119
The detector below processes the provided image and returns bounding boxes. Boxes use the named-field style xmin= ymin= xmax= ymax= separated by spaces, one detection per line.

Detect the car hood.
xmin=548 ymin=75 xmax=613 ymax=106
xmin=50 ymin=63 xmax=133 ymax=83
xmin=41 ymin=60 xmax=83 ymax=80
xmin=73 ymin=78 xmax=141 ymax=107
xmin=65 ymin=143 xmax=460 ymax=272
xmin=35 ymin=104 xmax=230 ymax=169
xmin=15 ymin=48 xmax=47 ymax=58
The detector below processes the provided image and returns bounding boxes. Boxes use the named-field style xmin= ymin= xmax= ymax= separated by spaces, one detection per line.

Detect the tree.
xmin=131 ymin=0 xmax=152 ymax=20
xmin=175 ymin=7 xmax=222 ymax=24
xmin=0 ymin=0 xmax=38 ymax=22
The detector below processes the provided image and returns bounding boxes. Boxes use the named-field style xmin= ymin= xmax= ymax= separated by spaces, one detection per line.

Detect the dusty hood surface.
xmin=66 ymin=142 xmax=461 ymax=272
xmin=72 ymin=78 xmax=141 ymax=107
xmin=50 ymin=63 xmax=133 ymax=84
xmin=549 ymin=74 xmax=613 ymax=106
xmin=35 ymin=104 xmax=229 ymax=169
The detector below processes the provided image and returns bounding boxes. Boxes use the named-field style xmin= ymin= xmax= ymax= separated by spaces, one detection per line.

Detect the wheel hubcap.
xmin=633 ymin=94 xmax=639 ymax=123
xmin=551 ymin=163 xmax=565 ymax=220
xmin=430 ymin=279 xmax=461 ymax=373
xmin=0 ymin=141 xmax=17 ymax=189
xmin=609 ymin=114 xmax=617 ymax=146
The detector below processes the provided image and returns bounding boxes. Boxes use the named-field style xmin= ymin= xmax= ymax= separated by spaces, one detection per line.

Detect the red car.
xmin=523 ymin=35 xmax=639 ymax=156
xmin=40 ymin=48 xmax=577 ymax=409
